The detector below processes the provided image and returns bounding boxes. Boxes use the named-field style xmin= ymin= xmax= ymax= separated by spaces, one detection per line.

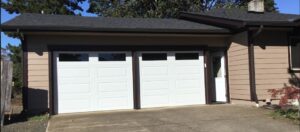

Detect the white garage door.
xmin=54 ymin=52 xmax=133 ymax=113
xmin=139 ymin=51 xmax=205 ymax=108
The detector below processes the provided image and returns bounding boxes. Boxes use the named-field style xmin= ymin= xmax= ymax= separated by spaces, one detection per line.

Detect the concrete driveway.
xmin=47 ymin=105 xmax=299 ymax=132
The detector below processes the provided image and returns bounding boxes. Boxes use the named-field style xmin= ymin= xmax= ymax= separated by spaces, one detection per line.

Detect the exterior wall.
xmin=25 ymin=33 xmax=229 ymax=112
xmin=227 ymin=31 xmax=251 ymax=101
xmin=253 ymin=31 xmax=296 ymax=101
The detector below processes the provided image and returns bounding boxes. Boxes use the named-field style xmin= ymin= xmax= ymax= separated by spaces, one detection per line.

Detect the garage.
xmin=139 ymin=51 xmax=206 ymax=108
xmin=54 ymin=52 xmax=133 ymax=113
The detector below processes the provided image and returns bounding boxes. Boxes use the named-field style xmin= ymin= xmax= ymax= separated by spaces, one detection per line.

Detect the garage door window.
xmin=142 ymin=53 xmax=167 ymax=61
xmin=99 ymin=53 xmax=126 ymax=61
xmin=59 ymin=53 xmax=89 ymax=61
xmin=175 ymin=53 xmax=199 ymax=60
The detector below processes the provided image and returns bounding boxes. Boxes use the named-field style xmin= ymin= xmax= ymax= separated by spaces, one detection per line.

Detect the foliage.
xmin=87 ymin=0 xmax=278 ymax=18
xmin=272 ymin=108 xmax=300 ymax=122
xmin=1 ymin=0 xmax=84 ymax=15
xmin=5 ymin=44 xmax=23 ymax=96
xmin=1 ymin=0 xmax=85 ymax=38
xmin=268 ymin=86 xmax=300 ymax=106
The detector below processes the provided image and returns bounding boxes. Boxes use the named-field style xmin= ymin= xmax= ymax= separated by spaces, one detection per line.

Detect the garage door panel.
xmin=141 ymin=80 xmax=169 ymax=89
xmin=59 ymin=99 xmax=91 ymax=113
xmin=141 ymin=66 xmax=168 ymax=75
xmin=99 ymin=91 xmax=129 ymax=98
xmin=97 ymin=98 xmax=131 ymax=110
xmin=97 ymin=67 xmax=127 ymax=77
xmin=59 ymin=84 xmax=91 ymax=93
xmin=175 ymin=74 xmax=201 ymax=80
xmin=174 ymin=66 xmax=202 ymax=74
xmin=97 ymin=82 xmax=127 ymax=92
xmin=141 ymin=96 xmax=169 ymax=107
xmin=97 ymin=77 xmax=127 ymax=83
xmin=142 ymin=89 xmax=169 ymax=96
xmin=171 ymin=94 xmax=202 ymax=105
xmin=57 ymin=69 xmax=90 ymax=77
xmin=58 ymin=77 xmax=90 ymax=84
xmin=176 ymin=80 xmax=202 ymax=88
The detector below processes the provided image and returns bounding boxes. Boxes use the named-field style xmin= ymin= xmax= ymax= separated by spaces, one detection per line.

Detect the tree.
xmin=1 ymin=0 xmax=85 ymax=38
xmin=1 ymin=0 xmax=85 ymax=15
xmin=87 ymin=0 xmax=278 ymax=18
xmin=1 ymin=0 xmax=85 ymax=99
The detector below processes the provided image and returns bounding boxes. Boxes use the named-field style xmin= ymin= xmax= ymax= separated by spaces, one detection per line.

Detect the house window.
xmin=175 ymin=53 xmax=199 ymax=60
xmin=142 ymin=53 xmax=167 ymax=61
xmin=290 ymin=40 xmax=300 ymax=70
xmin=59 ymin=53 xmax=89 ymax=61
xmin=98 ymin=53 xmax=126 ymax=61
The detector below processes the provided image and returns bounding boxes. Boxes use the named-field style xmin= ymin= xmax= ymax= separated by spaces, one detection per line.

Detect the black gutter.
xmin=0 ymin=26 xmax=231 ymax=34
xmin=248 ymin=25 xmax=263 ymax=104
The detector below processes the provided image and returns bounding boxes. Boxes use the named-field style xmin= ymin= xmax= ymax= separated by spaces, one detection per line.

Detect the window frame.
xmin=98 ymin=53 xmax=126 ymax=61
xmin=58 ymin=53 xmax=89 ymax=62
xmin=289 ymin=37 xmax=300 ymax=71
xmin=175 ymin=53 xmax=199 ymax=60
xmin=141 ymin=53 xmax=168 ymax=61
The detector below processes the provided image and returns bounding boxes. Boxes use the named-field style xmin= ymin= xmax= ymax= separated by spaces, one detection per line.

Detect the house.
xmin=1 ymin=7 xmax=300 ymax=114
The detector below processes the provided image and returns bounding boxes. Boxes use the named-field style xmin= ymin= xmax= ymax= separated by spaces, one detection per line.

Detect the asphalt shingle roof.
xmin=183 ymin=8 xmax=300 ymax=27
xmin=0 ymin=13 xmax=230 ymax=33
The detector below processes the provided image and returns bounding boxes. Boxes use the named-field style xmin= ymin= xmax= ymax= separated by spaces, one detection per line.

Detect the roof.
xmin=0 ymin=13 xmax=230 ymax=34
xmin=180 ymin=8 xmax=300 ymax=29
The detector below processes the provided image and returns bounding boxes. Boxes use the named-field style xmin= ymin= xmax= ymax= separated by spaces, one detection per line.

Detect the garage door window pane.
xmin=99 ymin=53 xmax=126 ymax=61
xmin=59 ymin=53 xmax=89 ymax=61
xmin=175 ymin=53 xmax=199 ymax=60
xmin=142 ymin=53 xmax=167 ymax=61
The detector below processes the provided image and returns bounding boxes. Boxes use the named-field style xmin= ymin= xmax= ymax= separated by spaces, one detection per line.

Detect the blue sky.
xmin=1 ymin=0 xmax=300 ymax=48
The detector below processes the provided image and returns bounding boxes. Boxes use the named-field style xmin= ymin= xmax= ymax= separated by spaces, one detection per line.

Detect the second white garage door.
xmin=139 ymin=51 xmax=206 ymax=108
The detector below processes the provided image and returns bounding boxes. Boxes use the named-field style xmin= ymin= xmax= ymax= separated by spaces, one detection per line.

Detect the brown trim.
xmin=48 ymin=45 xmax=206 ymax=51
xmin=21 ymin=35 xmax=28 ymax=112
xmin=231 ymin=98 xmax=265 ymax=101
xmin=48 ymin=51 xmax=55 ymax=115
xmin=204 ymin=49 xmax=212 ymax=104
xmin=132 ymin=51 xmax=141 ymax=109
xmin=248 ymin=31 xmax=258 ymax=103
xmin=224 ymin=49 xmax=231 ymax=103
xmin=288 ymin=36 xmax=300 ymax=72
xmin=25 ymin=32 xmax=232 ymax=37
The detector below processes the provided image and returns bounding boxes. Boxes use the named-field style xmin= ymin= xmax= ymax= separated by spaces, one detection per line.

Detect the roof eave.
xmin=179 ymin=12 xmax=246 ymax=30
xmin=1 ymin=25 xmax=232 ymax=35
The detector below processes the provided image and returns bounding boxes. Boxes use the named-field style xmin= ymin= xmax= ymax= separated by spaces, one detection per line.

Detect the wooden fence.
xmin=1 ymin=60 xmax=13 ymax=128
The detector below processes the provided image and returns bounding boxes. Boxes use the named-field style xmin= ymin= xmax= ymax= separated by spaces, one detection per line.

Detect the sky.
xmin=1 ymin=0 xmax=300 ymax=48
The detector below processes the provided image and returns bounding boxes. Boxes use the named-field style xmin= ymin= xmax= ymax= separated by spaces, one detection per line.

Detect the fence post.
xmin=1 ymin=60 xmax=13 ymax=129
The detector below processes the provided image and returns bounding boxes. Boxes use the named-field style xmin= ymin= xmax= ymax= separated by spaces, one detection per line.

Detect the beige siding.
xmin=253 ymin=31 xmax=292 ymax=100
xmin=26 ymin=33 xmax=228 ymax=112
xmin=228 ymin=32 xmax=250 ymax=100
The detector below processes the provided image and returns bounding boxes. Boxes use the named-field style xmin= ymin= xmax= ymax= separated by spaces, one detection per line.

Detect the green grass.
xmin=28 ymin=114 xmax=49 ymax=121
xmin=271 ymin=108 xmax=300 ymax=124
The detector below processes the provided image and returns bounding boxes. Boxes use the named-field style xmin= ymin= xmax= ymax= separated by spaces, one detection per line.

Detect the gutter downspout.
xmin=248 ymin=25 xmax=264 ymax=107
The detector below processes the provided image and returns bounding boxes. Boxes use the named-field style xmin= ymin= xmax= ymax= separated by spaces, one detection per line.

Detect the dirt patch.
xmin=2 ymin=119 xmax=48 ymax=132
xmin=2 ymin=98 xmax=48 ymax=132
